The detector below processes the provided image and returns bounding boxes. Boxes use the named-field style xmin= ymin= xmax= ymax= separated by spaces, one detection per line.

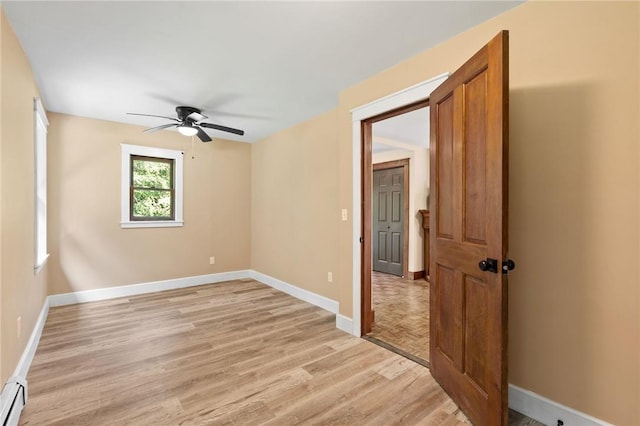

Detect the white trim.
xmin=350 ymin=73 xmax=449 ymax=119
xmin=351 ymin=73 xmax=449 ymax=337
xmin=351 ymin=120 xmax=362 ymax=337
xmin=49 ymin=270 xmax=251 ymax=307
xmin=249 ymin=271 xmax=339 ymax=314
xmin=34 ymin=98 xmax=48 ymax=271
xmin=120 ymin=220 xmax=184 ymax=228
xmin=509 ymin=384 xmax=613 ymax=426
xmin=33 ymin=98 xmax=48 ymax=126
xmin=13 ymin=298 xmax=49 ymax=378
xmin=1 ymin=297 xmax=48 ymax=424
xmin=33 ymin=253 xmax=49 ymax=275
xmin=120 ymin=144 xmax=184 ymax=228
xmin=335 ymin=314 xmax=353 ymax=334
xmin=47 ymin=270 xmax=340 ymax=314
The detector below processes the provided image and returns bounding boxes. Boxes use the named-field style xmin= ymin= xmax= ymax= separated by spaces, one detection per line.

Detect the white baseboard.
xmin=249 ymin=271 xmax=339 ymax=314
xmin=48 ymin=270 xmax=252 ymax=307
xmin=47 ymin=268 xmax=341 ymax=320
xmin=335 ymin=314 xmax=354 ymax=335
xmin=509 ymin=384 xmax=613 ymax=426
xmin=14 ymin=298 xmax=49 ymax=378
xmin=1 ymin=298 xmax=48 ymax=424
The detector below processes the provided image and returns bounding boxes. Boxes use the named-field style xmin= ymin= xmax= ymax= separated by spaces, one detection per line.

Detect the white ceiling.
xmin=373 ymin=106 xmax=430 ymax=153
xmin=3 ymin=1 xmax=521 ymax=143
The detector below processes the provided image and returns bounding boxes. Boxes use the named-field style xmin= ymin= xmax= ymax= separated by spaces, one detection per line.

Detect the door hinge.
xmin=359 ymin=236 xmax=364 ymax=244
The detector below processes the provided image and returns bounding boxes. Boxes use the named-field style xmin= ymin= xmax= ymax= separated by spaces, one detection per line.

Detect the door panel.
xmin=429 ymin=31 xmax=509 ymax=426
xmin=436 ymin=94 xmax=455 ymax=240
xmin=464 ymin=71 xmax=488 ymax=244
xmin=391 ymin=232 xmax=401 ymax=264
xmin=434 ymin=264 xmax=459 ymax=364
xmin=464 ymin=274 xmax=489 ymax=392
xmin=378 ymin=191 xmax=388 ymax=221
xmin=377 ymin=232 xmax=387 ymax=261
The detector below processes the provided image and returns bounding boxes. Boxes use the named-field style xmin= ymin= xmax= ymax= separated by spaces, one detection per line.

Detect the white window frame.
xmin=120 ymin=144 xmax=184 ymax=228
xmin=34 ymin=98 xmax=49 ymax=273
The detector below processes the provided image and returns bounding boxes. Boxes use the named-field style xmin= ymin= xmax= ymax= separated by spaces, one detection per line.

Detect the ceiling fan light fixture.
xmin=178 ymin=124 xmax=198 ymax=137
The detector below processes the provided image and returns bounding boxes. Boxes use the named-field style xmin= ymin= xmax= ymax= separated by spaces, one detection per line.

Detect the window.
xmin=34 ymin=98 xmax=49 ymax=272
xmin=121 ymin=144 xmax=183 ymax=228
xmin=131 ymin=156 xmax=174 ymax=220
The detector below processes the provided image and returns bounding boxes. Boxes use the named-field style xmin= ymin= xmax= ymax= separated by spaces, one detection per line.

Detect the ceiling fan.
xmin=127 ymin=106 xmax=245 ymax=142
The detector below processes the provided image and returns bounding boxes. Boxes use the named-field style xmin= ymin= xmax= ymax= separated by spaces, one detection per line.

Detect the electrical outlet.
xmin=341 ymin=209 xmax=348 ymax=221
xmin=17 ymin=317 xmax=21 ymax=339
xmin=327 ymin=272 xmax=333 ymax=283
xmin=209 ymin=256 xmax=215 ymax=265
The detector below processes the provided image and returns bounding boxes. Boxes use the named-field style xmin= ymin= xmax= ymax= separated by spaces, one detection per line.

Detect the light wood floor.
xmin=20 ymin=278 xmax=543 ymax=425
xmin=20 ymin=279 xmax=473 ymax=425
xmin=368 ymin=271 xmax=430 ymax=362
xmin=366 ymin=273 xmax=543 ymax=426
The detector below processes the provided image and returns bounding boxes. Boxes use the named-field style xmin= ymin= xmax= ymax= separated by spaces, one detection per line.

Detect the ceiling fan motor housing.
xmin=176 ymin=106 xmax=203 ymax=122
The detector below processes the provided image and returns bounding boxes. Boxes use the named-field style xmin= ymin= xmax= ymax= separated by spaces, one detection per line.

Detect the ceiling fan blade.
xmin=127 ymin=112 xmax=179 ymax=121
xmin=195 ymin=126 xmax=212 ymax=142
xmin=199 ymin=122 xmax=245 ymax=136
xmin=143 ymin=123 xmax=178 ymax=133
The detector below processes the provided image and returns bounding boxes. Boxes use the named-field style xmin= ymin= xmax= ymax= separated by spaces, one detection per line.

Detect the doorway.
xmin=352 ymin=75 xmax=447 ymax=343
xmin=362 ymin=101 xmax=431 ymax=363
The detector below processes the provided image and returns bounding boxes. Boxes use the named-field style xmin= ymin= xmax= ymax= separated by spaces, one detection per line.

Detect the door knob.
xmin=478 ymin=258 xmax=498 ymax=273
xmin=478 ymin=258 xmax=515 ymax=274
xmin=502 ymin=259 xmax=516 ymax=273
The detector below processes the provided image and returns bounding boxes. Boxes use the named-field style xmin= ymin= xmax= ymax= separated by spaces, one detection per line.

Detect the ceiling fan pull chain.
xmin=191 ymin=135 xmax=196 ymax=159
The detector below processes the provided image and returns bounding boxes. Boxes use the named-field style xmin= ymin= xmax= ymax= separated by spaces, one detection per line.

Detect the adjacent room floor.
xmin=368 ymin=271 xmax=430 ymax=362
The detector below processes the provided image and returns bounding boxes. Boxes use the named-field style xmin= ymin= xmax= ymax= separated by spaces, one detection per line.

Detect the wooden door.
xmin=429 ymin=31 xmax=510 ymax=425
xmin=372 ymin=167 xmax=404 ymax=276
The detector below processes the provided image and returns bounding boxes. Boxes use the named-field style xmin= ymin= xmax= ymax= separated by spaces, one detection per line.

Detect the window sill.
xmin=34 ymin=254 xmax=50 ymax=274
xmin=120 ymin=221 xmax=184 ymax=229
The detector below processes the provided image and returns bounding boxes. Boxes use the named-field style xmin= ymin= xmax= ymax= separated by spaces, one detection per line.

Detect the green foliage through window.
xmin=130 ymin=156 xmax=174 ymax=220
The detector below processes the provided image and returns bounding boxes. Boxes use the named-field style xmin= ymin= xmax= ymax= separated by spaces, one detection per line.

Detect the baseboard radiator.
xmin=0 ymin=376 xmax=27 ymax=426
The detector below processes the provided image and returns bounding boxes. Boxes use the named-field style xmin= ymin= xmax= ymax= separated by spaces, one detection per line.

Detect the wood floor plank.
xmin=19 ymin=279 xmax=539 ymax=425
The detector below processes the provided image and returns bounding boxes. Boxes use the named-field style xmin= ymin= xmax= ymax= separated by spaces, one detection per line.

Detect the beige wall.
xmin=335 ymin=2 xmax=638 ymax=424
xmin=251 ymin=109 xmax=339 ymax=301
xmin=47 ymin=114 xmax=251 ymax=295
xmin=0 ymin=10 xmax=48 ymax=384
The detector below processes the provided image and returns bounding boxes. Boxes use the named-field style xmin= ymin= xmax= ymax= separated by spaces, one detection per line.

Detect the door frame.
xmin=372 ymin=159 xmax=410 ymax=278
xmin=362 ymin=107 xmax=425 ymax=334
xmin=350 ymin=73 xmax=449 ymax=336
